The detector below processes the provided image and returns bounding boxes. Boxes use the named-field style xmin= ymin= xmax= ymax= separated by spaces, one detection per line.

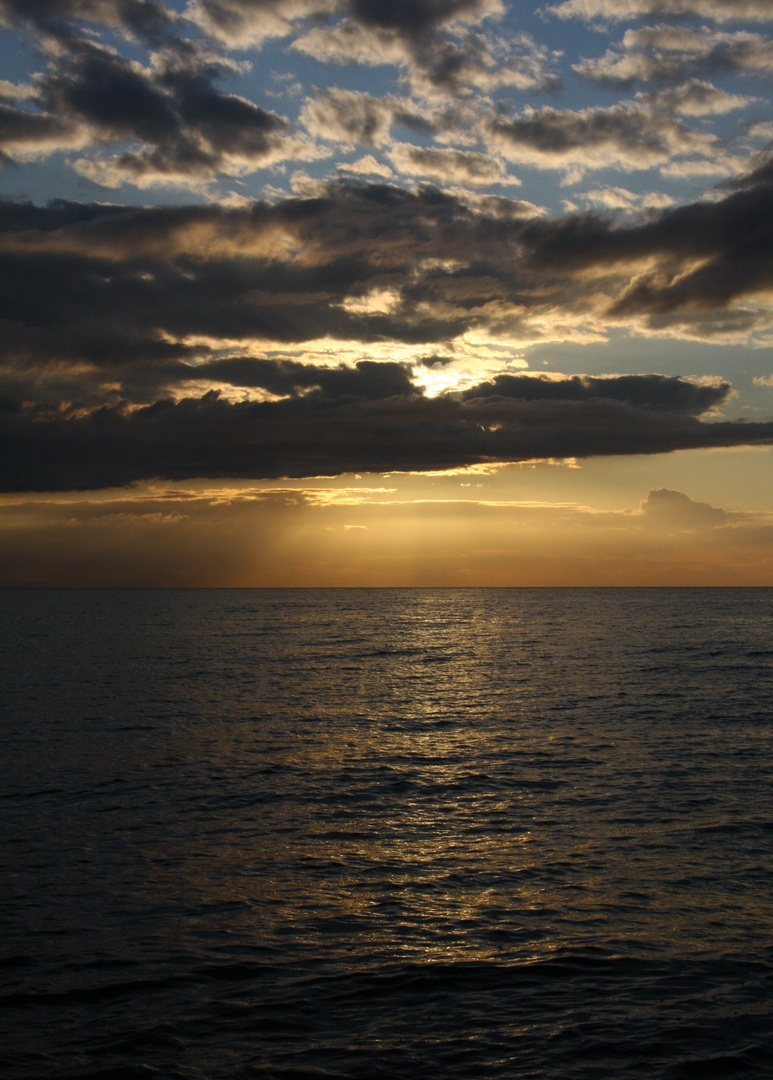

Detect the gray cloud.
xmin=348 ymin=0 xmax=496 ymax=38
xmin=461 ymin=373 xmax=731 ymax=413
xmin=0 ymin=184 xmax=540 ymax=383
xmin=300 ymin=89 xmax=509 ymax=187
xmin=0 ymin=102 xmax=85 ymax=163
xmin=244 ymin=0 xmax=559 ymax=98
xmin=294 ymin=20 xmax=559 ymax=97
xmin=639 ymin=80 xmax=755 ymax=117
xmin=388 ymin=142 xmax=507 ymax=184
xmin=185 ymin=0 xmax=333 ymax=47
xmin=0 ymin=0 xmax=296 ymax=185
xmin=189 ymin=0 xmax=502 ymax=48
xmin=4 ymin=170 xmax=773 ymax=491
xmin=0 ymin=0 xmax=177 ymax=43
xmin=184 ymin=357 xmax=419 ymax=399
xmin=1 ymin=166 xmax=772 ymax=406
xmin=485 ymin=99 xmax=715 ymax=176
xmin=70 ymin=48 xmax=294 ymax=187
xmin=548 ymin=1 xmax=773 ymax=23
xmin=300 ymin=88 xmax=432 ymax=148
xmin=516 ymin=165 xmax=773 ymax=323
xmin=574 ymin=25 xmax=773 ymax=88
xmin=2 ymin=383 xmax=772 ymax=491
xmin=640 ymin=487 xmax=737 ymax=527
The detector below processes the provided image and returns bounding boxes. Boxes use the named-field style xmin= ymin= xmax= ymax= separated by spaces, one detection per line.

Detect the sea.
xmin=1 ymin=587 xmax=772 ymax=1080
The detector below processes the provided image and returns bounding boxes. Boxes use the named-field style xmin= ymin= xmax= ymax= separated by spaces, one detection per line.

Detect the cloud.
xmin=290 ymin=4 xmax=558 ymax=97
xmin=639 ymin=81 xmax=755 ymax=117
xmin=188 ymin=0 xmax=506 ymax=49
xmin=339 ymin=154 xmax=394 ymax=178
xmin=0 ymin=103 xmax=88 ymax=162
xmin=185 ymin=0 xmax=333 ymax=48
xmin=576 ymin=184 xmax=674 ymax=210
xmin=515 ymin=168 xmax=773 ymax=331
xmin=0 ymin=1 xmax=301 ymax=186
xmin=183 ymin=357 xmax=419 ymax=398
xmin=188 ymin=0 xmax=544 ymax=101
xmin=461 ymin=372 xmax=731 ymax=413
xmin=68 ymin=45 xmax=297 ymax=187
xmin=0 ymin=0 xmax=177 ymax=44
xmin=299 ymin=89 xmax=512 ymax=187
xmin=599 ymin=189 xmax=773 ymax=318
xmin=2 ymin=373 xmax=772 ymax=491
xmin=548 ymin=1 xmax=773 ymax=23
xmin=485 ymin=99 xmax=716 ymax=178
xmin=639 ymin=486 xmax=736 ymax=528
xmin=300 ymin=88 xmax=431 ymax=148
xmin=1 ymin=0 xmax=545 ymax=187
xmin=388 ymin=142 xmax=507 ymax=185
xmin=0 ymin=184 xmax=551 ymax=379
xmin=0 ymin=167 xmax=772 ymax=408
xmin=574 ymin=26 xmax=773 ymax=88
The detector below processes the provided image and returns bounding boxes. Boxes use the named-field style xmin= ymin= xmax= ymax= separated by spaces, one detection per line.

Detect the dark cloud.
xmin=0 ymin=102 xmax=82 ymax=163
xmin=300 ymin=88 xmax=423 ymax=148
xmin=640 ymin=487 xmax=737 ymax=527
xmin=0 ymin=197 xmax=127 ymax=232
xmin=348 ymin=0 xmax=487 ymax=39
xmin=42 ymin=41 xmax=187 ymax=145
xmin=1 ymin=169 xmax=772 ymax=409
xmin=186 ymin=0 xmax=333 ymax=47
xmin=187 ymin=357 xmax=418 ymax=399
xmin=722 ymin=150 xmax=773 ymax=190
xmin=388 ymin=142 xmax=506 ymax=184
xmin=574 ymin=26 xmax=773 ymax=89
xmin=0 ymin=1 xmax=294 ymax=185
xmin=59 ymin=41 xmax=290 ymax=185
xmin=222 ymin=0 xmax=555 ymax=97
xmin=2 ymin=384 xmax=772 ymax=491
xmin=517 ymin=171 xmax=773 ymax=320
xmin=485 ymin=100 xmax=713 ymax=175
xmin=0 ymin=0 xmax=176 ymax=44
xmin=295 ymin=21 xmax=557 ymax=96
xmin=1 ymin=176 xmax=768 ymax=487
xmin=417 ymin=353 xmax=456 ymax=367
xmin=462 ymin=373 xmax=731 ymax=413
xmin=0 ymin=185 xmax=520 ymax=382
xmin=338 ymin=0 xmax=548 ymax=95
xmin=189 ymin=0 xmax=498 ymax=47
xmin=549 ymin=1 xmax=773 ymax=23
xmin=640 ymin=81 xmax=753 ymax=118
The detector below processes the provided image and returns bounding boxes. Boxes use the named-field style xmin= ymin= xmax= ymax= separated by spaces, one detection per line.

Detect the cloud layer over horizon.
xmin=1 ymin=166 xmax=773 ymax=489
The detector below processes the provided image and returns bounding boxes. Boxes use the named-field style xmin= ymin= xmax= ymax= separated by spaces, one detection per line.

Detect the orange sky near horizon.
xmin=3 ymin=458 xmax=772 ymax=587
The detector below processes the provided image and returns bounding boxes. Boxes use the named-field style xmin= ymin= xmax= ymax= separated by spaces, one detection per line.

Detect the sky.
xmin=1 ymin=0 xmax=773 ymax=586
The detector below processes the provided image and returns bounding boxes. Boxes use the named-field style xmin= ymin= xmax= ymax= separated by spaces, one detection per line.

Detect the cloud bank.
xmin=1 ymin=370 xmax=771 ymax=491
xmin=1 ymin=158 xmax=773 ymax=490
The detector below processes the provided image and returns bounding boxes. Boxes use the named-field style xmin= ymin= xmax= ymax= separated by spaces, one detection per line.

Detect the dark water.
xmin=1 ymin=588 xmax=772 ymax=1079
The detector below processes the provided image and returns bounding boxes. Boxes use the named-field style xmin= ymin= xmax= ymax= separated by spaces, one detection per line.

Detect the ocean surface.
xmin=1 ymin=587 xmax=772 ymax=1080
